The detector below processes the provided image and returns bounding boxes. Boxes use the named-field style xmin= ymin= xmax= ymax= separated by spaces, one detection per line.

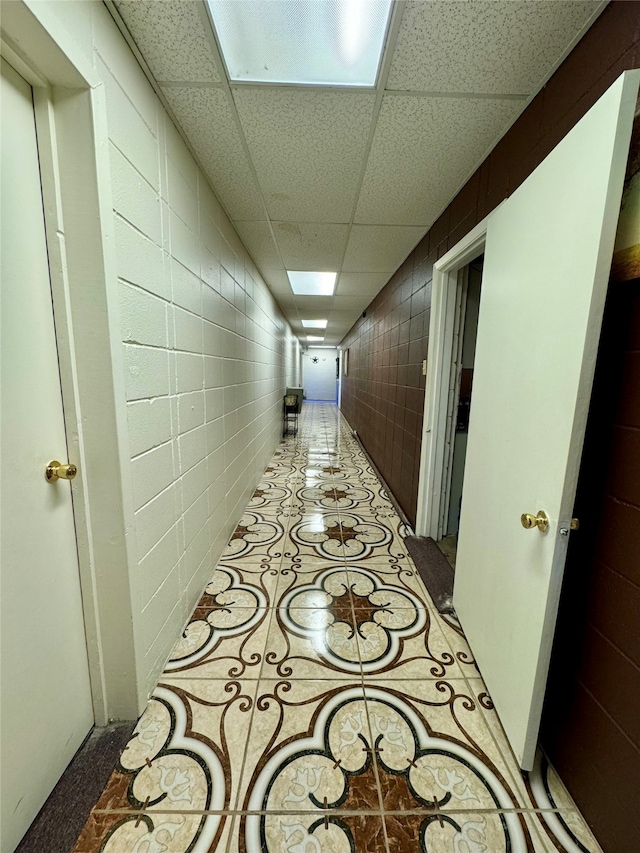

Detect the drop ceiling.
xmin=111 ymin=0 xmax=603 ymax=345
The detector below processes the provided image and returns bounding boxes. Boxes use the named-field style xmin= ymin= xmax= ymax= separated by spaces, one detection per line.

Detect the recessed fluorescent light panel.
xmin=287 ymin=271 xmax=337 ymax=296
xmin=207 ymin=0 xmax=393 ymax=87
xmin=301 ymin=319 xmax=328 ymax=329
xmin=307 ymin=335 xmax=324 ymax=341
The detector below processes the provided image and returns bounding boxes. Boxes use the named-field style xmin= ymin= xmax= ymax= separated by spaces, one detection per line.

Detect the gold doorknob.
xmin=521 ymin=510 xmax=549 ymax=533
xmin=45 ymin=460 xmax=78 ymax=483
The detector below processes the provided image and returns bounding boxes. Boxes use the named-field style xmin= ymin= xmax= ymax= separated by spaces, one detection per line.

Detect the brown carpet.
xmin=405 ymin=535 xmax=456 ymax=614
xmin=16 ymin=723 xmax=134 ymax=853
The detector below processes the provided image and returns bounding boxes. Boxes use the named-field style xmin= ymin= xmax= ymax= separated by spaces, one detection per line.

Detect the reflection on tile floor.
xmin=74 ymin=404 xmax=603 ymax=853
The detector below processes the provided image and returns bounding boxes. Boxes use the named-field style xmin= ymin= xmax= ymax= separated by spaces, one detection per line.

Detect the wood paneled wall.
xmin=543 ymin=281 xmax=640 ymax=852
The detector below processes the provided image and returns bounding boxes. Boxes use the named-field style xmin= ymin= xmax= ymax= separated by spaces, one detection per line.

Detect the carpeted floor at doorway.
xmin=17 ymin=724 xmax=134 ymax=853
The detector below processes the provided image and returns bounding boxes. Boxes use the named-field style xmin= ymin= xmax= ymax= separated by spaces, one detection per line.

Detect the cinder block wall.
xmin=47 ymin=0 xmax=300 ymax=704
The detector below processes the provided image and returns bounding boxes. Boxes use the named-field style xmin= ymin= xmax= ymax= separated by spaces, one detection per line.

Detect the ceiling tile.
xmin=387 ymin=1 xmax=600 ymax=95
xmin=329 ymin=307 xmax=365 ymax=321
xmin=343 ymin=225 xmax=425 ymax=273
xmin=336 ymin=272 xmax=390 ymax=296
xmin=116 ymin=1 xmax=221 ymax=83
xmin=331 ymin=296 xmax=373 ymax=312
xmin=327 ymin=308 xmax=363 ymax=342
xmin=355 ymin=94 xmax=523 ymax=226
xmin=161 ymin=87 xmax=264 ymax=220
xmin=233 ymin=88 xmax=375 ymax=223
xmin=234 ymin=221 xmax=282 ymax=270
xmin=262 ymin=269 xmax=290 ymax=294
xmin=275 ymin=294 xmax=298 ymax=308
xmin=273 ymin=222 xmax=348 ymax=271
xmin=292 ymin=295 xmax=335 ymax=313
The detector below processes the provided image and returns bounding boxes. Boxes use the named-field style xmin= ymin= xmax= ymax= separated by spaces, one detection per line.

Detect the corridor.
xmin=73 ymin=403 xmax=599 ymax=853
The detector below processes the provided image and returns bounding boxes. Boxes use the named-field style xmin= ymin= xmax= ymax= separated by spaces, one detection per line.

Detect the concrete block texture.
xmin=49 ymin=1 xmax=301 ymax=703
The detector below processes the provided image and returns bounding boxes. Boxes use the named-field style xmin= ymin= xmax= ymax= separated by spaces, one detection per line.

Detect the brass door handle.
xmin=45 ymin=460 xmax=78 ymax=483
xmin=521 ymin=510 xmax=549 ymax=533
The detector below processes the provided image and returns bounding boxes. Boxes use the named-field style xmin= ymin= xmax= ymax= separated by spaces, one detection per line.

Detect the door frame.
xmin=415 ymin=217 xmax=492 ymax=538
xmin=1 ymin=2 xmax=139 ymax=721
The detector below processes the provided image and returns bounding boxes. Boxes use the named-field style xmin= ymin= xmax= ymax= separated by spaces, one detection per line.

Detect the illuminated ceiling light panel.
xmin=307 ymin=335 xmax=325 ymax=341
xmin=301 ymin=319 xmax=328 ymax=329
xmin=207 ymin=0 xmax=393 ymax=87
xmin=287 ymin=271 xmax=337 ymax=296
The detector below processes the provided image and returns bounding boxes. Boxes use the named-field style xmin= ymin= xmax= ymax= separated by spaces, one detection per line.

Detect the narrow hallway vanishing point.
xmin=74 ymin=404 xmax=601 ymax=853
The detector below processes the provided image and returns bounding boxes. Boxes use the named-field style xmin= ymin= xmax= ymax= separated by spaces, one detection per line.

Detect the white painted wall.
xmin=43 ymin=0 xmax=300 ymax=708
xmin=302 ymin=348 xmax=339 ymax=401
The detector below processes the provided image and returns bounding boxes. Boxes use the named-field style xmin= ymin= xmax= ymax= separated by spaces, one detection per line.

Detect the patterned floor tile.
xmin=262 ymin=602 xmax=362 ymax=679
xmin=276 ymin=564 xmax=354 ymax=610
xmin=73 ymin=812 xmax=232 ymax=853
xmin=236 ymin=682 xmax=375 ymax=814
xmin=287 ymin=511 xmax=409 ymax=564
xmin=465 ymin=676 xmax=534 ymax=804
xmin=73 ymin=680 xmax=255 ymax=851
xmin=233 ymin=812 xmax=388 ymax=853
xmin=429 ymin=607 xmax=480 ymax=675
xmin=345 ymin=563 xmax=432 ymax=609
xmin=383 ymin=811 xmax=534 ymax=853
xmin=73 ymin=404 xmax=602 ymax=853
xmin=360 ymin=681 xmax=528 ymax=817
xmin=525 ymin=752 xmax=604 ymax=852
xmin=157 ymin=678 xmax=257 ymax=810
xmin=290 ymin=481 xmax=377 ymax=512
xmin=246 ymin=482 xmax=293 ymax=513
xmin=356 ymin=610 xmax=464 ymax=680
xmin=164 ymin=606 xmax=273 ymax=679
xmin=196 ymin=563 xmax=278 ymax=610
xmin=222 ymin=512 xmax=288 ymax=563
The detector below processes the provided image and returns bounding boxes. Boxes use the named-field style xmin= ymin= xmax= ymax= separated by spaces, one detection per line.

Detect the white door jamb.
xmin=415 ymin=216 xmax=493 ymax=538
xmin=1 ymin=1 xmax=139 ymax=721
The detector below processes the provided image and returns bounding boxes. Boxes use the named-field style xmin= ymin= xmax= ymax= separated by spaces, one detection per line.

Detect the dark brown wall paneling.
xmin=340 ymin=256 xmax=431 ymax=523
xmin=340 ymin=1 xmax=640 ymax=528
xmin=542 ymin=282 xmax=640 ymax=852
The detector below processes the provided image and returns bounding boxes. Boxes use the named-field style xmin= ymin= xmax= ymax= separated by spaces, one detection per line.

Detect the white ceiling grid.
xmin=113 ymin=0 xmax=603 ymax=345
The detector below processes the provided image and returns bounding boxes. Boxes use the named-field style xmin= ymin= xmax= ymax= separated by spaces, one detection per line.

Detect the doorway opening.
xmin=415 ymin=216 xmax=488 ymax=552
xmin=436 ymin=255 xmax=483 ymax=568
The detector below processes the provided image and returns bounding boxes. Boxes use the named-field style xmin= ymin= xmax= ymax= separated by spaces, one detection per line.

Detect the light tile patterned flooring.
xmin=74 ymin=404 xmax=601 ymax=853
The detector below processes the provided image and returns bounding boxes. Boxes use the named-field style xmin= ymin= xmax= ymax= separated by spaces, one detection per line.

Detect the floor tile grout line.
xmin=89 ymin=806 xmax=578 ymax=816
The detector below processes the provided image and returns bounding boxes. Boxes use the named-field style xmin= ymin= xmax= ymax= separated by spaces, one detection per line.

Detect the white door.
xmin=0 ymin=59 xmax=94 ymax=851
xmin=453 ymin=70 xmax=639 ymax=771
xmin=303 ymin=347 xmax=339 ymax=401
